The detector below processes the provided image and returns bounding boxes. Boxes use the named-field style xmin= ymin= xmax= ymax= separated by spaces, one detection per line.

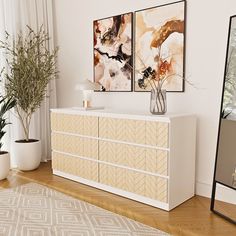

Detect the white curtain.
xmin=0 ymin=0 xmax=57 ymax=163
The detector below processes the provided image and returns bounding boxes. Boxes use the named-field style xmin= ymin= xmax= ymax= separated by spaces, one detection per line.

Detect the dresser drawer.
xmin=99 ymin=141 xmax=168 ymax=176
xmin=51 ymin=113 xmax=98 ymax=137
xmin=99 ymin=164 xmax=168 ymax=203
xmin=99 ymin=117 xmax=169 ymax=148
xmin=146 ymin=120 xmax=169 ymax=148
xmin=52 ymin=152 xmax=98 ymax=181
xmin=51 ymin=133 xmax=98 ymax=160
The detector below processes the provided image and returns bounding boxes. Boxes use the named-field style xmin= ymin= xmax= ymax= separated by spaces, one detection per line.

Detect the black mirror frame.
xmin=210 ymin=15 xmax=236 ymax=225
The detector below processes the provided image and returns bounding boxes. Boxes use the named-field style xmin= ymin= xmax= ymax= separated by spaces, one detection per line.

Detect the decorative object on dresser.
xmin=134 ymin=0 xmax=186 ymax=92
xmin=211 ymin=15 xmax=236 ymax=225
xmin=138 ymin=66 xmax=168 ymax=115
xmin=75 ymin=79 xmax=104 ymax=110
xmin=0 ymin=96 xmax=15 ymax=180
xmin=94 ymin=12 xmax=133 ymax=91
xmin=0 ymin=26 xmax=58 ymax=171
xmin=51 ymin=108 xmax=196 ymax=211
xmin=150 ymin=87 xmax=167 ymax=115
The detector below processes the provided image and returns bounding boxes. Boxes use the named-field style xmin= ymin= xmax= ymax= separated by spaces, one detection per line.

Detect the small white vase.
xmin=0 ymin=152 xmax=10 ymax=180
xmin=14 ymin=140 xmax=42 ymax=171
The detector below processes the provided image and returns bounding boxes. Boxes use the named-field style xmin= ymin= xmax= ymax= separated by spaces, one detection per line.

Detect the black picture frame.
xmin=210 ymin=14 xmax=236 ymax=225
xmin=93 ymin=12 xmax=133 ymax=92
xmin=134 ymin=0 xmax=186 ymax=92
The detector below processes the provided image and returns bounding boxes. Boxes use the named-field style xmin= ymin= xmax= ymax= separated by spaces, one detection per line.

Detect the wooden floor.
xmin=0 ymin=162 xmax=236 ymax=236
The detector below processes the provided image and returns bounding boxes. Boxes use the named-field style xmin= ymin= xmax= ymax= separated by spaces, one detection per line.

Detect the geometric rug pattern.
xmin=0 ymin=183 xmax=169 ymax=236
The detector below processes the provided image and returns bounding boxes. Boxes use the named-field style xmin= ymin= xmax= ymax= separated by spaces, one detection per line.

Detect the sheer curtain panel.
xmin=0 ymin=0 xmax=57 ymax=164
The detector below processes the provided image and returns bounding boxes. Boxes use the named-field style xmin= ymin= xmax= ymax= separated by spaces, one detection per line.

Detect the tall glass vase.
xmin=150 ymin=89 xmax=167 ymax=115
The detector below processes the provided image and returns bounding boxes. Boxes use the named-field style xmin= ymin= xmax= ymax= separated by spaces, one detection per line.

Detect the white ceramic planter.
xmin=14 ymin=140 xmax=42 ymax=171
xmin=0 ymin=152 xmax=10 ymax=180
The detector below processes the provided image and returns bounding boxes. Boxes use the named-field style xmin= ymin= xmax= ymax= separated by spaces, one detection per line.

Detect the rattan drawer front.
xmin=146 ymin=149 xmax=168 ymax=176
xmin=52 ymin=152 xmax=98 ymax=181
xmin=99 ymin=164 xmax=168 ymax=203
xmin=99 ymin=117 xmax=145 ymax=144
xmin=51 ymin=133 xmax=98 ymax=160
xmin=51 ymin=113 xmax=98 ymax=137
xmin=146 ymin=121 xmax=169 ymax=148
xmin=99 ymin=141 xmax=168 ymax=175
xmin=99 ymin=117 xmax=169 ymax=148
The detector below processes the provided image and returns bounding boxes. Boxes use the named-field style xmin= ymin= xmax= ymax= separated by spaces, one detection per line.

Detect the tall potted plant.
xmin=0 ymin=26 xmax=58 ymax=171
xmin=0 ymin=96 xmax=15 ymax=180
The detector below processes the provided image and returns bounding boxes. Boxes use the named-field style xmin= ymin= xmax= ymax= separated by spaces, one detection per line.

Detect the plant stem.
xmin=15 ymin=106 xmax=30 ymax=141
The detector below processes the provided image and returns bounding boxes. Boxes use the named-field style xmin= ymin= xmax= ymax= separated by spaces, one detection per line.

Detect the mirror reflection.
xmin=214 ymin=183 xmax=236 ymax=222
xmin=216 ymin=119 xmax=236 ymax=188
xmin=222 ymin=17 xmax=236 ymax=120
xmin=215 ymin=16 xmax=236 ymax=190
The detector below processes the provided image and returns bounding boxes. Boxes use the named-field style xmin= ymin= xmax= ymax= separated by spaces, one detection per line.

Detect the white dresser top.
xmin=51 ymin=108 xmax=195 ymax=122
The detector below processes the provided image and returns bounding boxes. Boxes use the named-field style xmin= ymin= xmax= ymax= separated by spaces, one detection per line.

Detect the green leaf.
xmin=0 ymin=25 xmax=58 ymax=141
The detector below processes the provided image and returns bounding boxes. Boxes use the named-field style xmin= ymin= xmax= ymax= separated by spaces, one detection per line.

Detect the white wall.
xmin=53 ymin=0 xmax=236 ymax=202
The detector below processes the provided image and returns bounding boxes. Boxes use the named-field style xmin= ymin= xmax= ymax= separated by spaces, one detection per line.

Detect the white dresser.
xmin=50 ymin=108 xmax=196 ymax=211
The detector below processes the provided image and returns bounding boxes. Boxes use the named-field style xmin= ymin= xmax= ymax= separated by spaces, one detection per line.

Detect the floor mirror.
xmin=211 ymin=15 xmax=236 ymax=224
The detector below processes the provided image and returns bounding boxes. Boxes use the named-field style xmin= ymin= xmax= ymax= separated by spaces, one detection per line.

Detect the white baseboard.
xmin=196 ymin=181 xmax=236 ymax=204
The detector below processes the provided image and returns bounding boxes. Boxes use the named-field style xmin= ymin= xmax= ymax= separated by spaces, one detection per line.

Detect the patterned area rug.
xmin=0 ymin=183 xmax=169 ymax=236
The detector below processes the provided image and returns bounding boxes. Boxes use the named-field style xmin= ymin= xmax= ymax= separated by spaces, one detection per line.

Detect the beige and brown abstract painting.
xmin=134 ymin=1 xmax=185 ymax=91
xmin=94 ymin=13 xmax=133 ymax=91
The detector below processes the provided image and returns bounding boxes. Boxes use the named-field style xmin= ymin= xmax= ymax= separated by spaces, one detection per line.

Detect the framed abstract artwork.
xmin=134 ymin=0 xmax=186 ymax=92
xmin=94 ymin=13 xmax=133 ymax=91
